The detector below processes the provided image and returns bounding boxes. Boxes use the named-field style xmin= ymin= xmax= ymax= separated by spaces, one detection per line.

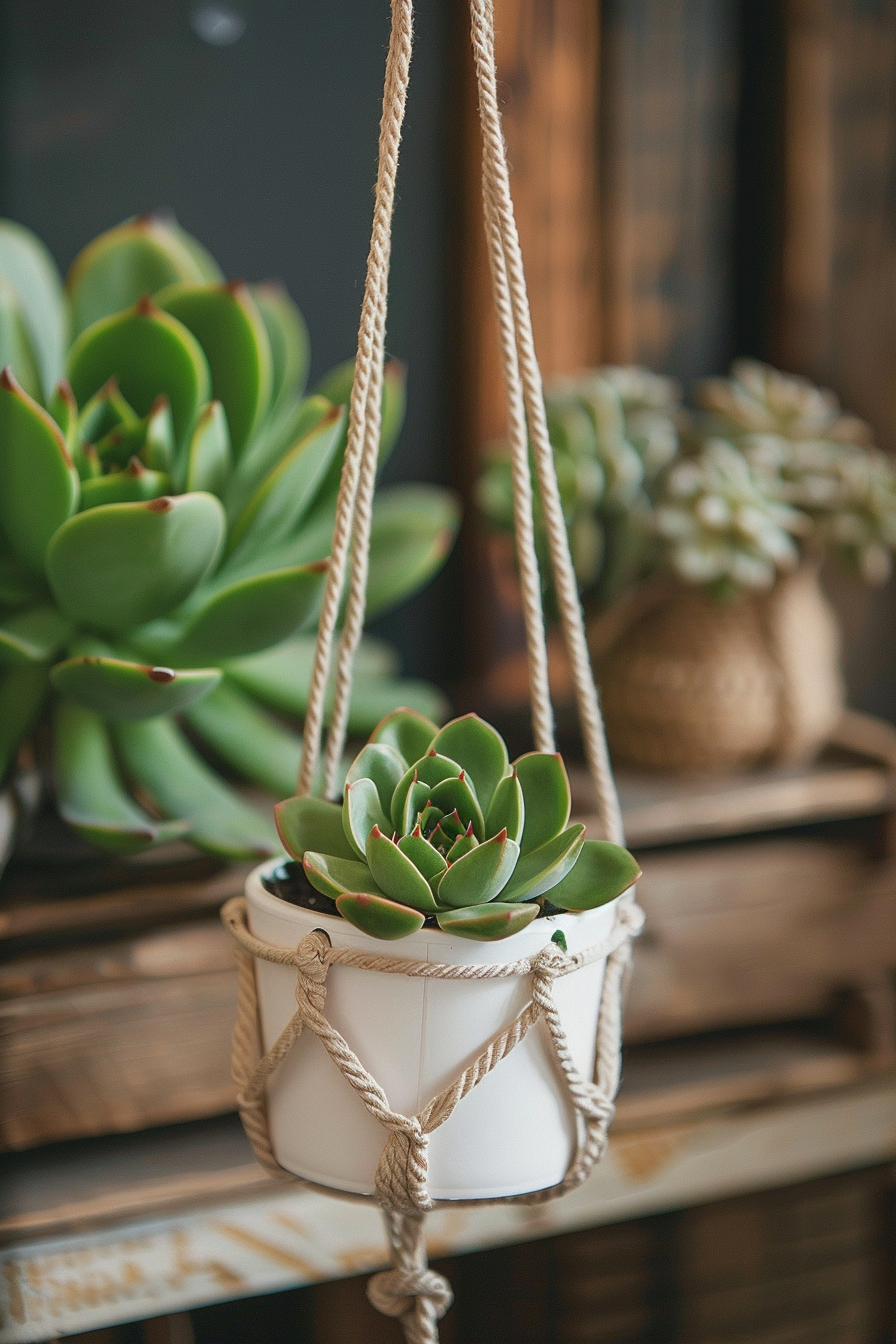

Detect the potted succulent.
xmin=0 ymin=215 xmax=459 ymax=868
xmin=242 ymin=706 xmax=640 ymax=1198
xmin=479 ymin=360 xmax=896 ymax=773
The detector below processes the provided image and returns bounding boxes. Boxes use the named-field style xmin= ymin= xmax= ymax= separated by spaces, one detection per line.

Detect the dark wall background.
xmin=0 ymin=0 xmax=457 ymax=683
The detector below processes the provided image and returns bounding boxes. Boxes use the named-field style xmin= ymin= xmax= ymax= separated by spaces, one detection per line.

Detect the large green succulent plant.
xmin=0 ymin=216 xmax=459 ymax=859
xmin=276 ymin=708 xmax=640 ymax=941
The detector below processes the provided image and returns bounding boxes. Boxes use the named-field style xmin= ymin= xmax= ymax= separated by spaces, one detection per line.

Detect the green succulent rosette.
xmin=277 ymin=708 xmax=641 ymax=942
xmin=0 ymin=216 xmax=459 ymax=859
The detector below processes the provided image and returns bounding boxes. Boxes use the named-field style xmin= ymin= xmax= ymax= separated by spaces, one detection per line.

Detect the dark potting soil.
xmin=262 ymin=861 xmax=561 ymax=929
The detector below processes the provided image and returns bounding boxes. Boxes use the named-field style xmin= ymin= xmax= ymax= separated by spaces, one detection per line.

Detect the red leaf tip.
xmin=0 ymin=366 xmax=17 ymax=391
xmin=147 ymin=666 xmax=176 ymax=683
xmin=146 ymin=496 xmax=174 ymax=512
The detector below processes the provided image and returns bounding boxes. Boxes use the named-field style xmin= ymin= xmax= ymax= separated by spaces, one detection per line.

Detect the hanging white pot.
xmin=246 ymin=860 xmax=625 ymax=1200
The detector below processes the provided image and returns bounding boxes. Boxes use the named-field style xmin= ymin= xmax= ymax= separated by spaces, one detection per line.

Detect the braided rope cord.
xmin=226 ymin=0 xmax=641 ymax=1337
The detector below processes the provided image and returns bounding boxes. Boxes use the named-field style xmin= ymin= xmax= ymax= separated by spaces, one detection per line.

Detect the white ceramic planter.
xmin=246 ymin=860 xmax=623 ymax=1201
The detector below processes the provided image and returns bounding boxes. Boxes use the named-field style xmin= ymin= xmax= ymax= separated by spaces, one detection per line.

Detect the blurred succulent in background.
xmin=477 ymin=366 xmax=684 ymax=610
xmin=696 ymin=359 xmax=896 ymax=585
xmin=0 ymin=215 xmax=459 ymax=859
xmin=479 ymin=357 xmax=896 ymax=610
xmin=276 ymin=708 xmax=640 ymax=941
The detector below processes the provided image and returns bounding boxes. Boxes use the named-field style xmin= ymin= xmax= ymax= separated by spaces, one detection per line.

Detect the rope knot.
xmin=366 ymin=1264 xmax=453 ymax=1321
xmin=374 ymin=1117 xmax=433 ymax=1213
xmin=292 ymin=929 xmax=331 ymax=1018
xmin=574 ymin=1081 xmax=616 ymax=1128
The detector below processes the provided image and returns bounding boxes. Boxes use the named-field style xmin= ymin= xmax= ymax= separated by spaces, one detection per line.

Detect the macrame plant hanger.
xmin=222 ymin=2 xmax=642 ymax=1340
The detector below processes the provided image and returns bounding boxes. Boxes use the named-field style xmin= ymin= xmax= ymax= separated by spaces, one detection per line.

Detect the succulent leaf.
xmin=365 ymin=485 xmax=461 ymax=620
xmin=303 ymin=851 xmax=386 ymax=901
xmin=67 ymin=215 xmax=223 ymax=336
xmin=276 ymin=794 xmax=356 ymax=862
xmin=346 ymin=742 xmax=407 ymax=815
xmin=251 ymin=283 xmax=310 ymax=417
xmin=0 ymin=368 xmax=78 ymax=571
xmin=54 ymin=700 xmax=186 ymax=853
xmin=397 ymin=831 xmax=447 ymax=886
xmin=426 ymin=774 xmax=484 ymax=840
xmin=390 ymin=753 xmax=460 ymax=832
xmin=366 ymin=826 xmax=440 ymax=910
xmin=182 ymin=400 xmax=231 ymax=496
xmin=501 ymin=823 xmax=586 ymax=903
xmin=435 ymin=902 xmax=539 ymax=941
xmin=46 ymin=493 xmax=224 ymax=634
xmin=514 ymin=752 xmax=572 ymax=855
xmin=185 ymin=679 xmax=303 ymax=799
xmin=157 ymin=282 xmax=272 ymax=457
xmin=0 ymin=276 xmax=43 ymax=400
xmin=336 ymin=892 xmax=425 ymax=940
xmin=484 ymin=769 xmax=525 ymax=845
xmin=0 ymin=606 xmax=72 ymax=665
xmin=48 ymin=379 xmax=78 ymax=450
xmin=0 ymin=218 xmax=68 ymax=397
xmin=78 ymin=461 xmax=170 ymax=509
xmin=226 ymin=395 xmax=334 ymax=514
xmin=343 ymin=776 xmax=390 ymax=858
xmin=67 ymin=299 xmax=211 ymax=449
xmin=50 ymin=653 xmax=220 ymax=720
xmin=436 ymin=830 xmax=519 ymax=908
xmin=135 ymin=560 xmax=328 ymax=664
xmin=0 ymin=662 xmax=49 ymax=777
xmin=115 ymin=715 xmax=279 ymax=859
xmin=545 ymin=838 xmax=641 ymax=911
xmin=430 ymin=713 xmax=509 ymax=816
xmin=369 ymin=706 xmax=438 ymax=762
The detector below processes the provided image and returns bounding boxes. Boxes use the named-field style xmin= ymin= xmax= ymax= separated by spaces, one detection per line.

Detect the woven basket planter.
xmin=245 ymin=860 xmax=624 ymax=1201
xmin=594 ymin=566 xmax=844 ymax=775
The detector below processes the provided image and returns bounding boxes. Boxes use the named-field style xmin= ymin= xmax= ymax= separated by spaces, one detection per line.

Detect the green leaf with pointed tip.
xmin=186 ymin=680 xmax=302 ymax=799
xmin=390 ymin=753 xmax=461 ymax=832
xmin=501 ymin=823 xmax=585 ymax=903
xmin=436 ymin=831 xmax=518 ymax=908
xmin=0 ymin=368 xmax=78 ymax=571
xmin=137 ymin=561 xmax=328 ymax=665
xmin=0 ymin=662 xmax=48 ymax=778
xmin=48 ymin=380 xmax=78 ymax=451
xmin=51 ymin=654 xmax=220 ymax=720
xmin=95 ymin=419 xmax=151 ymax=471
xmin=402 ymin=780 xmax=435 ymax=836
xmin=436 ymin=902 xmax=538 ymax=941
xmin=365 ymin=485 xmax=460 ymax=620
xmin=485 ymin=770 xmax=524 ymax=845
xmin=276 ymin=794 xmax=356 ymax=862
xmin=54 ymin=701 xmax=186 ymax=854
xmin=314 ymin=357 xmax=406 ymax=465
xmin=46 ymin=493 xmax=225 ymax=634
xmin=67 ymin=300 xmax=211 ymax=448
xmin=369 ymin=707 xmax=438 ymax=763
xmin=514 ymin=752 xmax=572 ymax=855
xmin=157 ymin=282 xmax=272 ymax=457
xmin=430 ymin=714 xmax=509 ymax=817
xmin=115 ymin=715 xmax=279 ymax=859
xmin=141 ymin=396 xmax=176 ymax=472
xmin=427 ymin=775 xmax=485 ymax=840
xmin=346 ymin=742 xmax=407 ymax=814
xmin=78 ymin=462 xmax=170 ymax=510
xmin=303 ymin=851 xmax=385 ymax=901
xmin=366 ymin=827 xmax=439 ymax=911
xmin=397 ymin=832 xmax=447 ymax=886
xmin=181 ymin=400 xmax=231 ymax=496
xmin=336 ymin=892 xmax=425 ymax=940
xmin=445 ymin=832 xmax=479 ymax=862
xmin=0 ymin=607 xmax=71 ymax=665
xmin=226 ymin=394 xmax=335 ymax=517
xmin=251 ymin=283 xmax=310 ymax=416
xmin=0 ymin=277 xmax=42 ymax=400
xmin=343 ymin=776 xmax=389 ymax=858
xmin=76 ymin=378 xmax=138 ymax=450
xmin=67 ymin=215 xmax=222 ymax=336
xmin=543 ymin=839 xmax=641 ymax=911
xmin=0 ymin=218 xmax=68 ymax=397
xmin=225 ymin=405 xmax=346 ymax=563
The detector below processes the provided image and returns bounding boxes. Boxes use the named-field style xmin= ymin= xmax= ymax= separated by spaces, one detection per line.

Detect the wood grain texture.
xmin=777 ymin=0 xmax=896 ymax=453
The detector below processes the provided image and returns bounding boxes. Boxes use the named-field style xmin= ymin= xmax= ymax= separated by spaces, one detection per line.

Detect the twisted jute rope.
xmin=224 ymin=1 xmax=641 ymax=1339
